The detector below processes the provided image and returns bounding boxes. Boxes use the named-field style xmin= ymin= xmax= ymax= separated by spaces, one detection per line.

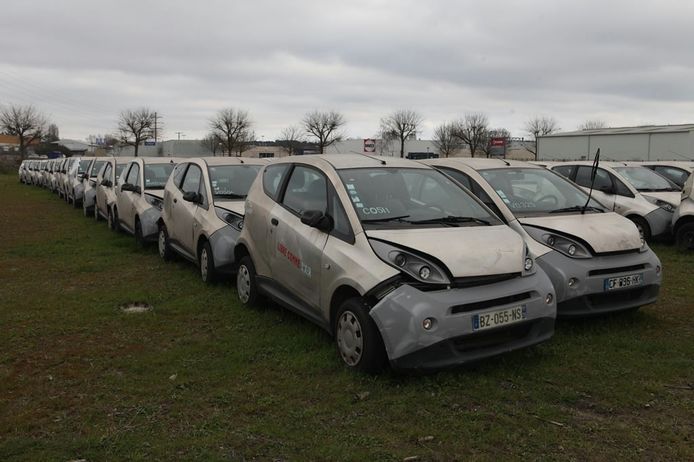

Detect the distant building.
xmin=537 ymin=124 xmax=694 ymax=161
xmin=111 ymin=139 xmax=291 ymax=158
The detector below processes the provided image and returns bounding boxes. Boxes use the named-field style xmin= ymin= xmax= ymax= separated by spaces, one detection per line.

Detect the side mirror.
xmin=121 ymin=183 xmax=134 ymax=192
xmin=301 ymin=210 xmax=333 ymax=232
xmin=101 ymin=179 xmax=112 ymax=188
xmin=133 ymin=185 xmax=142 ymax=194
xmin=182 ymin=191 xmax=201 ymax=203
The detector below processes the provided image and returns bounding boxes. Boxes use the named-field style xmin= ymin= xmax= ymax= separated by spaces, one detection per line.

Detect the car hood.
xmin=642 ymin=191 xmax=681 ymax=206
xmin=215 ymin=200 xmax=245 ymax=216
xmin=520 ymin=212 xmax=641 ymax=253
xmin=366 ymin=225 xmax=524 ymax=277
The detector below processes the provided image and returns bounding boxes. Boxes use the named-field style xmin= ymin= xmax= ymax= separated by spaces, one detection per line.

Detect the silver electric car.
xmin=425 ymin=158 xmax=662 ymax=317
xmin=235 ymin=154 xmax=557 ymax=372
xmin=66 ymin=158 xmax=93 ymax=207
xmin=159 ymin=157 xmax=267 ymax=283
xmin=81 ymin=158 xmax=108 ymax=217
xmin=113 ymin=157 xmax=177 ymax=243
xmin=634 ymin=161 xmax=693 ymax=189
xmin=551 ymin=161 xmax=676 ymax=239
xmin=94 ymin=157 xmax=133 ymax=223
xmin=672 ymin=175 xmax=694 ymax=250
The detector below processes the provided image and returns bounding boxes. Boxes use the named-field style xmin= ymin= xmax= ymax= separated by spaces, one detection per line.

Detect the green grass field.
xmin=1 ymin=173 xmax=692 ymax=461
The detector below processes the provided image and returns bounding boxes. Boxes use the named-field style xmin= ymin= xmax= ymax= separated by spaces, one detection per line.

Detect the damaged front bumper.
xmin=369 ymin=269 xmax=557 ymax=371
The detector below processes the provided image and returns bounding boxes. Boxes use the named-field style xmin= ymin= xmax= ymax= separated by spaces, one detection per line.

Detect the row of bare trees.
xmin=2 ymin=102 xmax=608 ymax=159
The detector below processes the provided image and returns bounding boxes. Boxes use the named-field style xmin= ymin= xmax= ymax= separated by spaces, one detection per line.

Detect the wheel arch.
xmin=329 ymin=285 xmax=363 ymax=335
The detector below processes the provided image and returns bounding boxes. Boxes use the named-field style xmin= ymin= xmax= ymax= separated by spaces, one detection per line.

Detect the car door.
xmin=573 ymin=166 xmax=616 ymax=210
xmin=119 ymin=162 xmax=140 ymax=230
xmin=269 ymin=165 xmax=329 ymax=309
xmin=96 ymin=162 xmax=113 ymax=216
xmin=174 ymin=163 xmax=203 ymax=254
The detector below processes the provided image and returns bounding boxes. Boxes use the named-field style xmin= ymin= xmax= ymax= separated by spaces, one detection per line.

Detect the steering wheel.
xmin=535 ymin=194 xmax=559 ymax=206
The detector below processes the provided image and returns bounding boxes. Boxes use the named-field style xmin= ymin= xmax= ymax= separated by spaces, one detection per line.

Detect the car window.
xmin=263 ymin=164 xmax=290 ymax=200
xmin=90 ymin=160 xmax=106 ymax=177
xmin=654 ymin=166 xmax=689 ymax=188
xmin=208 ymin=165 xmax=262 ymax=199
xmin=441 ymin=168 xmax=505 ymax=219
xmin=613 ymin=166 xmax=678 ymax=192
xmin=144 ymin=163 xmax=174 ymax=189
xmin=102 ymin=163 xmax=112 ymax=183
xmin=172 ymin=162 xmax=188 ymax=188
xmin=440 ymin=167 xmax=472 ymax=190
xmin=181 ymin=164 xmax=202 ymax=194
xmin=575 ymin=166 xmax=612 ymax=191
xmin=115 ymin=163 xmax=127 ymax=181
xmin=330 ymin=188 xmax=352 ymax=241
xmin=552 ymin=165 xmax=574 ymax=178
xmin=78 ymin=160 xmax=91 ymax=174
xmin=125 ymin=163 xmax=140 ymax=186
xmin=612 ymin=175 xmax=633 ymax=196
xmin=282 ymin=166 xmax=328 ymax=214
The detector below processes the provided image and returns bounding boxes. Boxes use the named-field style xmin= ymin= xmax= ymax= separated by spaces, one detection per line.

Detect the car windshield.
xmin=613 ymin=167 xmax=679 ymax=191
xmin=115 ymin=163 xmax=127 ymax=179
xmin=78 ymin=160 xmax=91 ymax=174
xmin=144 ymin=163 xmax=174 ymax=189
xmin=208 ymin=164 xmax=261 ymax=199
xmin=337 ymin=167 xmax=500 ymax=228
xmin=478 ymin=167 xmax=605 ymax=216
xmin=90 ymin=160 xmax=106 ymax=177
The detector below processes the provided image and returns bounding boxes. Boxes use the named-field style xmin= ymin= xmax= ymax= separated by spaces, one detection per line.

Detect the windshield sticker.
xmin=496 ymin=190 xmax=507 ymax=199
xmin=355 ymin=203 xmax=363 ymax=207
xmin=351 ymin=195 xmax=361 ymax=203
xmin=511 ymin=201 xmax=536 ymax=209
xmin=349 ymin=189 xmax=357 ymax=195
xmin=277 ymin=243 xmax=312 ymax=278
xmin=362 ymin=206 xmax=391 ymax=215
xmin=346 ymin=184 xmax=355 ymax=190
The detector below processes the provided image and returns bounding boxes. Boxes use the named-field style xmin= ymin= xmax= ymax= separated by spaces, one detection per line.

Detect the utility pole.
xmin=175 ymin=132 xmax=185 ymax=141
xmin=153 ymin=112 xmax=163 ymax=143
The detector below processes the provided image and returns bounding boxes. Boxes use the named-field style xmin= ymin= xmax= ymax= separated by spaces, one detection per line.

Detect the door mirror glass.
xmin=121 ymin=183 xmax=134 ymax=192
xmin=301 ymin=210 xmax=333 ymax=232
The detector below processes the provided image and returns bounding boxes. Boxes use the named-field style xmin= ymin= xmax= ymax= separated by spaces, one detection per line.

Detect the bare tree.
xmin=524 ymin=116 xmax=559 ymax=159
xmin=209 ymin=108 xmax=252 ymax=157
xmin=454 ymin=113 xmax=489 ymax=158
xmin=432 ymin=122 xmax=461 ymax=158
xmin=0 ymin=104 xmax=48 ymax=159
xmin=279 ymin=125 xmax=305 ymax=156
xmin=46 ymin=123 xmax=60 ymax=142
xmin=201 ymin=132 xmax=222 ymax=156
xmin=379 ymin=109 xmax=423 ymax=158
xmin=117 ymin=108 xmax=157 ymax=157
xmin=482 ymin=128 xmax=511 ymax=158
xmin=578 ymin=119 xmax=607 ymax=131
xmin=302 ymin=110 xmax=345 ymax=153
xmin=236 ymin=129 xmax=256 ymax=156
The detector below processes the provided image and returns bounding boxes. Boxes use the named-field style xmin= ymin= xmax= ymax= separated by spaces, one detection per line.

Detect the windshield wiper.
xmin=361 ymin=214 xmax=411 ymax=224
xmin=145 ymin=185 xmax=165 ymax=190
xmin=550 ymin=205 xmax=604 ymax=214
xmin=409 ymin=216 xmax=491 ymax=225
xmin=215 ymin=193 xmax=246 ymax=199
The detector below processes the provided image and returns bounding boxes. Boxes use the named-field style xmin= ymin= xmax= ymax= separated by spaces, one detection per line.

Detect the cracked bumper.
xmin=537 ymin=249 xmax=662 ymax=317
xmin=370 ymin=269 xmax=557 ymax=371
xmin=645 ymin=207 xmax=673 ymax=238
xmin=209 ymin=225 xmax=241 ymax=273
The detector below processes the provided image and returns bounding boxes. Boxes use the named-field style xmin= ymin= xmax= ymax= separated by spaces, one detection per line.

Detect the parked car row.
xmin=20 ymin=154 xmax=691 ymax=373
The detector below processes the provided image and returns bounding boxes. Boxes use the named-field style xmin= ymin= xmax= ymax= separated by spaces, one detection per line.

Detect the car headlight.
xmin=524 ymin=226 xmax=591 ymax=259
xmin=523 ymin=245 xmax=535 ymax=275
xmin=144 ymin=194 xmax=163 ymax=211
xmin=644 ymin=196 xmax=676 ymax=213
xmin=215 ymin=206 xmax=244 ymax=231
xmin=369 ymin=239 xmax=450 ymax=285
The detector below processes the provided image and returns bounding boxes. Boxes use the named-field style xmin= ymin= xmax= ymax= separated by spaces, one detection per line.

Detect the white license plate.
xmin=604 ymin=273 xmax=643 ymax=291
xmin=472 ymin=305 xmax=527 ymax=332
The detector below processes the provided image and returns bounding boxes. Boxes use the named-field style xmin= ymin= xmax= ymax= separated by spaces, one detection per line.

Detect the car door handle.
xmin=271 ymin=218 xmax=278 ymax=226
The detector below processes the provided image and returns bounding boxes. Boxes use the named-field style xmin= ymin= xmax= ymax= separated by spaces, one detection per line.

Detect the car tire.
xmin=675 ymin=222 xmax=694 ymax=250
xmin=629 ymin=216 xmax=651 ymax=241
xmin=334 ymin=298 xmax=387 ymax=374
xmin=134 ymin=218 xmax=145 ymax=247
xmin=236 ymin=256 xmax=259 ymax=305
xmin=199 ymin=241 xmax=218 ymax=284
xmin=158 ymin=225 xmax=173 ymax=261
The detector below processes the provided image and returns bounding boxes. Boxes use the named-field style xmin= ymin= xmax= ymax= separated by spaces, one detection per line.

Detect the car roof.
xmin=198 ymin=157 xmax=268 ymax=166
xmin=423 ymin=157 xmax=542 ymax=170
xmin=135 ymin=157 xmax=178 ymax=165
xmin=273 ymin=153 xmax=429 ymax=170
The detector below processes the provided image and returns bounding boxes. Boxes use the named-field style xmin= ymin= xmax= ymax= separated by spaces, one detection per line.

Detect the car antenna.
xmin=581 ymin=148 xmax=600 ymax=215
xmin=501 ymin=159 xmax=510 ymax=166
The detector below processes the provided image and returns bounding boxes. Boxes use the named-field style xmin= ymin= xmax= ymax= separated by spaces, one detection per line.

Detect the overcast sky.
xmin=1 ymin=0 xmax=693 ymax=141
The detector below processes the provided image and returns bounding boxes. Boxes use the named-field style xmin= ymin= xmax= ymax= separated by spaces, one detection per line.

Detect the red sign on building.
xmin=363 ymin=138 xmax=376 ymax=153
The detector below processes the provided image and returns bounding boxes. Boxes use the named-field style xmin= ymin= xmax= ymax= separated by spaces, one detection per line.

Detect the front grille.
xmin=587 ymin=287 xmax=647 ymax=307
xmin=588 ymin=264 xmax=646 ymax=277
xmin=450 ymin=272 xmax=521 ymax=289
xmin=451 ymin=292 xmax=532 ymax=314
xmin=452 ymin=321 xmax=533 ymax=352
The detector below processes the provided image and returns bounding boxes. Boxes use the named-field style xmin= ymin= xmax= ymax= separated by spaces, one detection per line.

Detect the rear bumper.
xmin=537 ymin=249 xmax=662 ymax=317
xmin=370 ymin=269 xmax=556 ymax=371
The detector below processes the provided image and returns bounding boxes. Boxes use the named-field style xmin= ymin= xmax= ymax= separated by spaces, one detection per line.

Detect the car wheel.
xmin=236 ymin=256 xmax=258 ymax=305
xmin=158 ymin=225 xmax=173 ymax=261
xmin=675 ymin=223 xmax=694 ymax=250
xmin=199 ymin=241 xmax=218 ymax=284
xmin=134 ymin=218 xmax=145 ymax=247
xmin=629 ymin=216 xmax=651 ymax=241
xmin=334 ymin=298 xmax=387 ymax=374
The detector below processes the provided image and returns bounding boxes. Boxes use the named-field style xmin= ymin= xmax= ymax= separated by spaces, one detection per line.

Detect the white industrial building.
xmin=537 ymin=124 xmax=694 ymax=161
